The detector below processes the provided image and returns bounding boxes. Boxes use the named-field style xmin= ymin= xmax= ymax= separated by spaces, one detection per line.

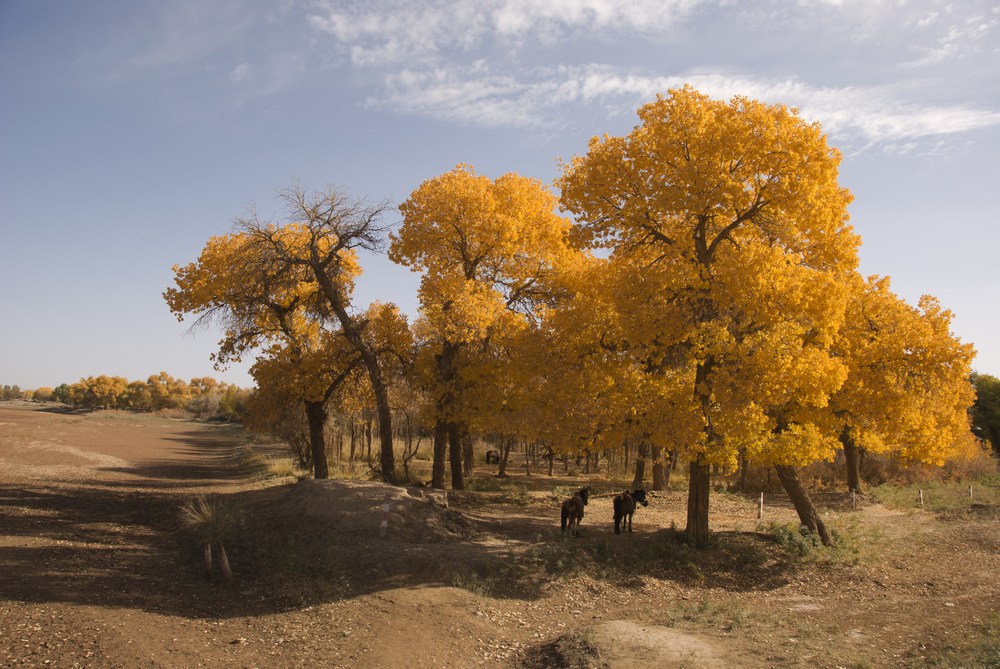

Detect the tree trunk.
xmin=316 ymin=276 xmax=397 ymax=483
xmin=651 ymin=446 xmax=666 ymax=490
xmin=686 ymin=460 xmax=711 ymax=547
xmin=431 ymin=420 xmax=448 ymax=489
xmin=841 ymin=425 xmax=862 ymax=494
xmin=433 ymin=341 xmax=460 ymax=487
xmin=687 ymin=358 xmax=716 ymax=547
xmin=349 ymin=419 xmax=357 ymax=465
xmin=449 ymin=422 xmax=464 ymax=490
xmin=365 ymin=417 xmax=373 ymax=462
xmin=462 ymin=430 xmax=474 ymax=477
xmin=736 ymin=448 xmax=749 ymax=492
xmin=305 ymin=400 xmax=329 ymax=479
xmin=774 ymin=464 xmax=831 ymax=546
xmin=498 ymin=435 xmax=512 ymax=478
xmin=632 ymin=444 xmax=647 ymax=489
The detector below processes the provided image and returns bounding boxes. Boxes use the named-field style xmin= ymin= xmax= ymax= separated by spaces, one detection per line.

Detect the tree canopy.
xmin=558 ymin=86 xmax=861 ymax=544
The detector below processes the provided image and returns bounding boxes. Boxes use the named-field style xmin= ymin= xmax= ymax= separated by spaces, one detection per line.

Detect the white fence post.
xmin=379 ymin=502 xmax=390 ymax=537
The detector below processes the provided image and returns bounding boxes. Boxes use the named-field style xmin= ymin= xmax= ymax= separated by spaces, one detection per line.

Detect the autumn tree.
xmin=66 ymin=375 xmax=130 ymax=409
xmin=167 ymin=185 xmax=405 ymax=481
xmin=166 ymin=220 xmax=357 ymax=478
xmin=392 ymin=165 xmax=575 ymax=489
xmin=145 ymin=372 xmax=190 ymax=411
xmin=32 ymin=387 xmax=54 ymax=402
xmin=559 ymin=86 xmax=858 ymax=546
xmin=830 ymin=274 xmax=977 ymax=492
xmin=239 ymin=186 xmax=402 ymax=482
xmin=506 ymin=253 xmax=696 ymax=487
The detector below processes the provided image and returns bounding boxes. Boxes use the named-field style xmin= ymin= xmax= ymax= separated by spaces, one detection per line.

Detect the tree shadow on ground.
xmin=0 ymin=412 xmax=815 ymax=622
xmin=209 ymin=483 xmax=811 ymax=615
xmin=37 ymin=405 xmax=93 ymax=415
xmin=97 ymin=430 xmax=249 ymax=487
xmin=0 ymin=473 xmax=812 ymax=622
xmin=0 ymin=484 xmax=207 ymax=614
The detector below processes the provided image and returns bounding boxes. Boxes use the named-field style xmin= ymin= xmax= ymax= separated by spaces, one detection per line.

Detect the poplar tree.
xmin=559 ymin=86 xmax=858 ymax=545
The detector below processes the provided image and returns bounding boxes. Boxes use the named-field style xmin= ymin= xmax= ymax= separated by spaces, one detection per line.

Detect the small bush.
xmin=264 ymin=455 xmax=300 ymax=478
xmin=466 ymin=477 xmax=506 ymax=492
xmin=499 ymin=486 xmax=531 ymax=506
xmin=769 ymin=522 xmax=823 ymax=558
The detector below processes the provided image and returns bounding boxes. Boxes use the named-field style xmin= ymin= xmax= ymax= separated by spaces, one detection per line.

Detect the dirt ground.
xmin=1 ymin=401 xmax=998 ymax=668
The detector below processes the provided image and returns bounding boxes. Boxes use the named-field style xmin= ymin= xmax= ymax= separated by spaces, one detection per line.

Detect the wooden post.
xmin=919 ymin=489 xmax=924 ymax=508
xmin=758 ymin=492 xmax=764 ymax=520
xmin=379 ymin=503 xmax=390 ymax=537
xmin=969 ymin=485 xmax=974 ymax=500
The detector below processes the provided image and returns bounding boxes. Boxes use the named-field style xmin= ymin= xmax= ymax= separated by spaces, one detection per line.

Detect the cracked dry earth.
xmin=1 ymin=401 xmax=999 ymax=668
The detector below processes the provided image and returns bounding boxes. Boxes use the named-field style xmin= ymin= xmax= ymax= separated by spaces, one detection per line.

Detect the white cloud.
xmin=372 ymin=63 xmax=1000 ymax=146
xmin=308 ymin=0 xmax=999 ymax=151
xmin=905 ymin=6 xmax=999 ymax=65
xmin=308 ymin=0 xmax=708 ymax=66
xmin=229 ymin=63 xmax=252 ymax=83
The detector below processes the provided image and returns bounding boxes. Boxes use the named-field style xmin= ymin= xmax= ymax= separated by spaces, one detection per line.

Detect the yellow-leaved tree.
xmin=166 ymin=226 xmax=350 ymax=478
xmin=166 ymin=187 xmax=408 ymax=481
xmin=514 ymin=252 xmax=698 ymax=486
xmin=392 ymin=165 xmax=576 ymax=489
xmin=830 ymin=274 xmax=976 ymax=492
xmin=559 ymin=86 xmax=859 ymax=545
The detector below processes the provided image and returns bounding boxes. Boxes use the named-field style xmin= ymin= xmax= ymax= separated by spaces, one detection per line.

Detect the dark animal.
xmin=613 ymin=489 xmax=649 ymax=534
xmin=485 ymin=449 xmax=501 ymax=464
xmin=560 ymin=487 xmax=590 ymax=536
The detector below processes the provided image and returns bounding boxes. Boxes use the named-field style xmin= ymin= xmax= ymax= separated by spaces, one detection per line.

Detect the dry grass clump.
xmin=179 ymin=495 xmax=244 ymax=581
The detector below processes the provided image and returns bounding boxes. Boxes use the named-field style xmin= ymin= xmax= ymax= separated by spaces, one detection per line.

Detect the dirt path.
xmin=1 ymin=402 xmax=998 ymax=668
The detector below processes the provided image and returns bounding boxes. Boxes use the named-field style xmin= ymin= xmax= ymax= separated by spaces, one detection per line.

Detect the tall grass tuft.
xmin=179 ymin=495 xmax=243 ymax=581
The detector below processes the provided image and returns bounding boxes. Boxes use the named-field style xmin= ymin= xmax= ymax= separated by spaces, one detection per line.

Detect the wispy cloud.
xmin=94 ymin=1 xmax=255 ymax=83
xmin=229 ymin=63 xmax=252 ymax=83
xmin=371 ymin=63 xmax=1000 ymax=147
xmin=308 ymin=0 xmax=709 ymax=66
xmin=306 ymin=0 xmax=999 ymax=151
xmin=308 ymin=0 xmax=999 ymax=69
xmin=906 ymin=8 xmax=999 ymax=66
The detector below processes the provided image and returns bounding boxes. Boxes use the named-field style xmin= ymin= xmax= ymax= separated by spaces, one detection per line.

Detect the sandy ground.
xmin=1 ymin=401 xmax=998 ymax=668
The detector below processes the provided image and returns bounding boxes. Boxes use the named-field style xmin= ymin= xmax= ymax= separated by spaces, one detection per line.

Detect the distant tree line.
xmin=2 ymin=373 xmax=249 ymax=421
xmin=1 ymin=385 xmax=25 ymax=400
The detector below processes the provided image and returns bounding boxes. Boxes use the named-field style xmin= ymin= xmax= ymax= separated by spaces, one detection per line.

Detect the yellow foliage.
xmin=393 ymin=164 xmax=581 ymax=430
xmin=394 ymin=165 xmax=575 ymax=338
xmin=832 ymin=274 xmax=976 ymax=465
xmin=165 ymin=228 xmax=362 ymax=366
xmin=558 ymin=85 xmax=860 ymax=469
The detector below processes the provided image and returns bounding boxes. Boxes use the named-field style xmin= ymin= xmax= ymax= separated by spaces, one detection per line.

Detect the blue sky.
xmin=1 ymin=0 xmax=998 ymax=390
